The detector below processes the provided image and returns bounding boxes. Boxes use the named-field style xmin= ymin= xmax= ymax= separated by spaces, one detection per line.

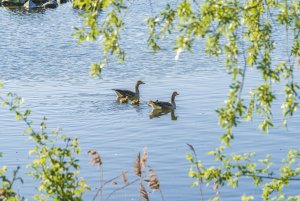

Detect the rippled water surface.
xmin=1 ymin=2 xmax=300 ymax=201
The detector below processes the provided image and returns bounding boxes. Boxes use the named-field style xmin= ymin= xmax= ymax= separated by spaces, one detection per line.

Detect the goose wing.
xmin=153 ymin=101 xmax=173 ymax=108
xmin=113 ymin=89 xmax=135 ymax=98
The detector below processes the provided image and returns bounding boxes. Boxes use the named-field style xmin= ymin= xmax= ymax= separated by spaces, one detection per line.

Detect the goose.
xmin=113 ymin=80 xmax=145 ymax=102
xmin=148 ymin=91 xmax=179 ymax=110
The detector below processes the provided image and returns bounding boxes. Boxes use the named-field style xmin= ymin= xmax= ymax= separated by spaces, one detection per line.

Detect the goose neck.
xmin=135 ymin=84 xmax=140 ymax=95
xmin=171 ymin=94 xmax=176 ymax=108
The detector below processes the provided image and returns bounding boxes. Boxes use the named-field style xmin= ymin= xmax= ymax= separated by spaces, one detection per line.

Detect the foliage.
xmin=188 ymin=144 xmax=300 ymax=200
xmin=75 ymin=0 xmax=300 ymax=200
xmin=146 ymin=0 xmax=300 ymax=144
xmin=0 ymin=83 xmax=24 ymax=201
xmin=73 ymin=0 xmax=126 ymax=76
xmin=0 ymin=88 xmax=90 ymax=200
xmin=0 ymin=163 xmax=24 ymax=201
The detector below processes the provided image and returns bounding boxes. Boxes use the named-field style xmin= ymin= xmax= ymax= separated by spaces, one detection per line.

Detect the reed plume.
xmin=88 ymin=149 xmax=103 ymax=201
xmin=134 ymin=152 xmax=141 ymax=177
xmin=88 ymin=150 xmax=102 ymax=166
xmin=148 ymin=168 xmax=160 ymax=190
xmin=141 ymin=148 xmax=148 ymax=168
xmin=121 ymin=170 xmax=128 ymax=185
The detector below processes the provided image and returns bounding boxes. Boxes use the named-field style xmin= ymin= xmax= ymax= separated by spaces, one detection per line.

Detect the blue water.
xmin=1 ymin=2 xmax=300 ymax=200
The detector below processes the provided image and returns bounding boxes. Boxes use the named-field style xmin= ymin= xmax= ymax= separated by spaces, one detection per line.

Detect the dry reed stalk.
xmin=88 ymin=150 xmax=103 ymax=167
xmin=134 ymin=152 xmax=141 ymax=177
xmin=93 ymin=171 xmax=130 ymax=201
xmin=148 ymin=168 xmax=160 ymax=190
xmin=121 ymin=170 xmax=128 ymax=185
xmin=139 ymin=185 xmax=149 ymax=201
xmin=104 ymin=178 xmax=140 ymax=201
xmin=88 ymin=149 xmax=103 ymax=201
xmin=141 ymin=148 xmax=148 ymax=168
xmin=88 ymin=150 xmax=97 ymax=155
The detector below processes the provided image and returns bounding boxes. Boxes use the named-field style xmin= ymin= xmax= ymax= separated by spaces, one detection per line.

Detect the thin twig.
xmin=244 ymin=174 xmax=300 ymax=181
xmin=159 ymin=189 xmax=165 ymax=201
xmin=263 ymin=0 xmax=276 ymax=28
xmin=238 ymin=25 xmax=248 ymax=100
xmin=104 ymin=178 xmax=139 ymax=201
xmin=187 ymin=144 xmax=204 ymax=201
xmin=100 ymin=166 xmax=103 ymax=201
xmin=92 ymin=171 xmax=129 ymax=201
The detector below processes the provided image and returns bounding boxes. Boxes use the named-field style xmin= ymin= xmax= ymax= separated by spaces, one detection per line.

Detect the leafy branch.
xmin=0 ymin=87 xmax=90 ymax=201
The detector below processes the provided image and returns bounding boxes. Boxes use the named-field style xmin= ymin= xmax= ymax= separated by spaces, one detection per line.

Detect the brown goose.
xmin=113 ymin=80 xmax=145 ymax=101
xmin=148 ymin=91 xmax=179 ymax=110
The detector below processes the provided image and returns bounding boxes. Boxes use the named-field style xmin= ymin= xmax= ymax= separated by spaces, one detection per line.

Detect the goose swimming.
xmin=148 ymin=91 xmax=179 ymax=110
xmin=113 ymin=80 xmax=145 ymax=102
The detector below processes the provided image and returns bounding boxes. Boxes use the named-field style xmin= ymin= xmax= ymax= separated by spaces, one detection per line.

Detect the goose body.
xmin=113 ymin=89 xmax=135 ymax=99
xmin=148 ymin=100 xmax=173 ymax=110
xmin=148 ymin=91 xmax=179 ymax=110
xmin=113 ymin=80 xmax=145 ymax=101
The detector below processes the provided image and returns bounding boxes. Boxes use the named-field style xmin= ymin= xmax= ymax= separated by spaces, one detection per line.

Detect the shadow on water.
xmin=149 ymin=109 xmax=178 ymax=121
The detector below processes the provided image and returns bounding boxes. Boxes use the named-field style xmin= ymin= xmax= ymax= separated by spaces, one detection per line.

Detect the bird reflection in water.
xmin=149 ymin=109 xmax=178 ymax=120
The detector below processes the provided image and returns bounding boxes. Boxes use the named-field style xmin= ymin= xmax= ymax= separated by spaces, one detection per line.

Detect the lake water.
xmin=1 ymin=2 xmax=300 ymax=200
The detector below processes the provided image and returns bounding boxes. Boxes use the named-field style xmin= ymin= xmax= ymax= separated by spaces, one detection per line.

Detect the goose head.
xmin=136 ymin=80 xmax=145 ymax=86
xmin=172 ymin=91 xmax=179 ymax=96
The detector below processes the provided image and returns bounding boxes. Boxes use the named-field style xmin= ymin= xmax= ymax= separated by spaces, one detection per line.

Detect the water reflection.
xmin=149 ymin=109 xmax=178 ymax=120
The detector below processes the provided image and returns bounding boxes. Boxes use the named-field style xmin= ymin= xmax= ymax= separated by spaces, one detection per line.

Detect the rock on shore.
xmin=0 ymin=0 xmax=68 ymax=9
